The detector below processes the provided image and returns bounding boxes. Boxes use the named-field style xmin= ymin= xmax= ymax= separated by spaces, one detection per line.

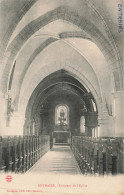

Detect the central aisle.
xmin=28 ymin=145 xmax=81 ymax=175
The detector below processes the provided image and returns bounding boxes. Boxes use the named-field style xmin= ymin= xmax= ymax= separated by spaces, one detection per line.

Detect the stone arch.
xmin=15 ymin=35 xmax=105 ymax=105
xmin=31 ymin=83 xmax=86 ymax=119
xmin=18 ymin=64 xmax=103 ymax=125
xmin=24 ymin=70 xmax=88 ymax=121
xmin=0 ymin=0 xmax=38 ymax=59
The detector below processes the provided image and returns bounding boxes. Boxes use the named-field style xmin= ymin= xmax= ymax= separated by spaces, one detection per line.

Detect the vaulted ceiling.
xmin=0 ymin=0 xmax=123 ymax=119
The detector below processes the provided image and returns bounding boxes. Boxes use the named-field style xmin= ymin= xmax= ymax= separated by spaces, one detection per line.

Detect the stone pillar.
xmin=114 ymin=91 xmax=124 ymax=137
xmin=92 ymin=127 xmax=99 ymax=138
xmin=9 ymin=113 xmax=25 ymax=135
xmin=92 ymin=128 xmax=95 ymax=138
xmin=94 ymin=127 xmax=98 ymax=138
xmin=98 ymin=91 xmax=119 ymax=137
xmin=0 ymin=92 xmax=8 ymax=135
xmin=98 ymin=113 xmax=119 ymax=137
xmin=98 ymin=118 xmax=111 ymax=137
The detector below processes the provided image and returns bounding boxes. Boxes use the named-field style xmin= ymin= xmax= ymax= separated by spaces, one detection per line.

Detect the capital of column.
xmin=112 ymin=91 xmax=124 ymax=99
xmin=98 ymin=117 xmax=109 ymax=125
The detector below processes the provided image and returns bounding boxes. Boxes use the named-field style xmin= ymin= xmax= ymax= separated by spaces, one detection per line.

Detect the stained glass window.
xmin=55 ymin=105 xmax=69 ymax=125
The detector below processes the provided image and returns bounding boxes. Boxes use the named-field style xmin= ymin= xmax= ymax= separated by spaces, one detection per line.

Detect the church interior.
xmin=0 ymin=0 xmax=124 ymax=175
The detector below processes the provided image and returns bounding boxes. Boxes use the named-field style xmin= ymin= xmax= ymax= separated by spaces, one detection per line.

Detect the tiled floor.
xmin=28 ymin=145 xmax=81 ymax=175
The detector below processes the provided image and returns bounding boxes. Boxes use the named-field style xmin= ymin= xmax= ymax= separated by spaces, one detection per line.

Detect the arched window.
xmin=80 ymin=116 xmax=85 ymax=133
xmin=55 ymin=105 xmax=69 ymax=125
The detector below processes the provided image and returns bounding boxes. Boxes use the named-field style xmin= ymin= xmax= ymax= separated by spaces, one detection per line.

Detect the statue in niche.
xmin=58 ymin=109 xmax=66 ymax=125
xmin=6 ymin=96 xmax=16 ymax=126
xmin=7 ymin=97 xmax=16 ymax=115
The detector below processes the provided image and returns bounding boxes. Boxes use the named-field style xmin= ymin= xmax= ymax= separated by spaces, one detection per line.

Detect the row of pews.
xmin=72 ymin=136 xmax=124 ymax=175
xmin=0 ymin=135 xmax=50 ymax=173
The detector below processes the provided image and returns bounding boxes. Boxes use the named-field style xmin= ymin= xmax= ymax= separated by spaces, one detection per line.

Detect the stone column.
xmin=98 ymin=118 xmax=110 ymax=137
xmin=94 ymin=127 xmax=98 ymax=138
xmin=92 ymin=128 xmax=95 ymax=138
xmin=0 ymin=92 xmax=8 ymax=135
xmin=9 ymin=113 xmax=26 ymax=135
xmin=113 ymin=91 xmax=124 ymax=137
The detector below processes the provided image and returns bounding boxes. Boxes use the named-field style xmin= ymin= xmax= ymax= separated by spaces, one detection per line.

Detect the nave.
xmin=0 ymin=0 xmax=124 ymax=176
xmin=28 ymin=145 xmax=81 ymax=175
xmin=0 ymin=135 xmax=123 ymax=175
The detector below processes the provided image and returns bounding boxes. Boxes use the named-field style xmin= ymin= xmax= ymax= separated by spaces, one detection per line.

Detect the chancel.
xmin=0 ymin=0 xmax=123 ymax=175
xmin=53 ymin=104 xmax=71 ymax=144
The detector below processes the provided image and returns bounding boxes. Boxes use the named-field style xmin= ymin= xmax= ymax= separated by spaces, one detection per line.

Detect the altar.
xmin=53 ymin=107 xmax=71 ymax=145
xmin=53 ymin=131 xmax=71 ymax=144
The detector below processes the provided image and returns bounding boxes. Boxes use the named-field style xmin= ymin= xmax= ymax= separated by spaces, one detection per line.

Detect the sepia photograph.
xmin=0 ymin=0 xmax=124 ymax=194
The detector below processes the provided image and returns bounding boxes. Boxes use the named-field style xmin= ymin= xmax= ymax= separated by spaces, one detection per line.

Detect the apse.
xmin=24 ymin=70 xmax=98 ymax=139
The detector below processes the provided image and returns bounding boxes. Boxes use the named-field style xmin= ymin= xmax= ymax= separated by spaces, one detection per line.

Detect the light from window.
xmin=80 ymin=116 xmax=85 ymax=133
xmin=55 ymin=105 xmax=69 ymax=125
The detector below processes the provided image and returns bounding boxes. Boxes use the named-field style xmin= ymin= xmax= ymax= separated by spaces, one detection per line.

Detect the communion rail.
xmin=0 ymin=135 xmax=50 ymax=173
xmin=72 ymin=136 xmax=124 ymax=175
